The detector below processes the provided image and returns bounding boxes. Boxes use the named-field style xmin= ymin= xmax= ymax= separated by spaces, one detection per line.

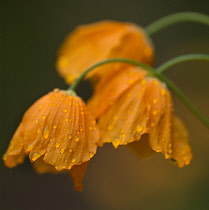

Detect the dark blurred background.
xmin=1 ymin=0 xmax=209 ymax=210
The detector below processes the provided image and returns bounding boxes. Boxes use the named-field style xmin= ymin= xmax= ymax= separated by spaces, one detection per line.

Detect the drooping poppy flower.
xmin=97 ymin=73 xmax=192 ymax=167
xmin=3 ymin=89 xmax=99 ymax=191
xmin=56 ymin=20 xmax=154 ymax=84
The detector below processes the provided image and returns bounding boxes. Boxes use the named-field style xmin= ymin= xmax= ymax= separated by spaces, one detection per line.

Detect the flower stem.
xmin=69 ymin=58 xmax=154 ymax=91
xmin=156 ymin=54 xmax=209 ymax=73
xmin=146 ymin=12 xmax=209 ymax=35
xmin=69 ymin=57 xmax=209 ymax=130
xmin=155 ymin=72 xmax=209 ymax=129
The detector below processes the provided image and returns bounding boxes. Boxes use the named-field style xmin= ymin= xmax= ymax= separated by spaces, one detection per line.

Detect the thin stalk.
xmin=146 ymin=12 xmax=209 ymax=35
xmin=157 ymin=54 xmax=209 ymax=73
xmin=156 ymin=72 xmax=209 ymax=129
xmin=69 ymin=58 xmax=154 ymax=91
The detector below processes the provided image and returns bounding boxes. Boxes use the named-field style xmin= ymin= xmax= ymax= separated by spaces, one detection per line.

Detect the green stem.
xmin=155 ymin=73 xmax=209 ymax=129
xmin=69 ymin=58 xmax=209 ymax=130
xmin=69 ymin=58 xmax=154 ymax=91
xmin=146 ymin=12 xmax=209 ymax=35
xmin=157 ymin=54 xmax=209 ymax=73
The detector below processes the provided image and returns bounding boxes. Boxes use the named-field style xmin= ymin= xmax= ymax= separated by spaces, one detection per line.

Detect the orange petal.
xmin=88 ymin=67 xmax=147 ymax=119
xmin=98 ymin=80 xmax=150 ymax=147
xmin=56 ymin=21 xmax=154 ymax=84
xmin=171 ymin=116 xmax=192 ymax=167
xmin=98 ymin=77 xmax=176 ymax=161
xmin=3 ymin=89 xmax=100 ymax=172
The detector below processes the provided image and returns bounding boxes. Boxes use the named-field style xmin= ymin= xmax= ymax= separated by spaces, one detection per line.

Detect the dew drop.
xmin=37 ymin=129 xmax=41 ymax=134
xmin=153 ymin=99 xmax=157 ymax=104
xmin=69 ymin=148 xmax=73 ymax=152
xmin=60 ymin=148 xmax=65 ymax=154
xmin=42 ymin=115 xmax=46 ymax=120
xmin=112 ymin=137 xmax=121 ymax=148
xmin=55 ymin=166 xmax=63 ymax=171
xmin=71 ymin=157 xmax=76 ymax=163
xmin=134 ymin=133 xmax=141 ymax=140
xmin=89 ymin=152 xmax=94 ymax=158
xmin=43 ymin=127 xmax=49 ymax=139
xmin=53 ymin=124 xmax=57 ymax=129
xmin=136 ymin=124 xmax=143 ymax=133
xmin=62 ymin=108 xmax=68 ymax=113
xmin=25 ymin=141 xmax=36 ymax=152
xmin=74 ymin=136 xmax=79 ymax=142
xmin=31 ymin=152 xmax=41 ymax=162
xmin=55 ymin=142 xmax=61 ymax=148
xmin=68 ymin=134 xmax=72 ymax=139
xmin=152 ymin=110 xmax=158 ymax=116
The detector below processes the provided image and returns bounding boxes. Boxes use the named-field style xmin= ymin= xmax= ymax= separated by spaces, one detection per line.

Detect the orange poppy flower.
xmin=3 ymin=89 xmax=99 ymax=191
xmin=56 ymin=20 xmax=154 ymax=84
xmin=97 ymin=75 xmax=192 ymax=167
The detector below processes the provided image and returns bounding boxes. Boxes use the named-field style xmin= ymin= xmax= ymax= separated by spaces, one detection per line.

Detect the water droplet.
xmin=43 ymin=127 xmax=49 ymax=139
xmin=164 ymin=153 xmax=170 ymax=159
xmin=151 ymin=122 xmax=156 ymax=127
xmin=60 ymin=148 xmax=65 ymax=154
xmin=42 ymin=115 xmax=46 ymax=120
xmin=112 ymin=137 xmax=121 ymax=148
xmin=152 ymin=110 xmax=158 ymax=116
xmin=89 ymin=152 xmax=94 ymax=158
xmin=161 ymin=89 xmax=165 ymax=96
xmin=71 ymin=157 xmax=76 ymax=163
xmin=134 ymin=133 xmax=141 ymax=140
xmin=62 ymin=108 xmax=68 ymax=113
xmin=55 ymin=166 xmax=63 ymax=171
xmin=53 ymin=124 xmax=57 ymax=129
xmin=80 ymin=126 xmax=83 ymax=132
xmin=39 ymin=105 xmax=43 ymax=109
xmin=31 ymin=152 xmax=41 ymax=161
xmin=37 ymin=129 xmax=41 ymax=134
xmin=69 ymin=148 xmax=73 ymax=152
xmin=25 ymin=141 xmax=36 ymax=152
xmin=74 ymin=136 xmax=79 ymax=142
xmin=68 ymin=134 xmax=72 ymax=139
xmin=153 ymin=99 xmax=157 ymax=104
xmin=136 ymin=124 xmax=143 ymax=133
xmin=65 ymin=118 xmax=69 ymax=121
xmin=34 ymin=120 xmax=39 ymax=123
xmin=55 ymin=142 xmax=61 ymax=148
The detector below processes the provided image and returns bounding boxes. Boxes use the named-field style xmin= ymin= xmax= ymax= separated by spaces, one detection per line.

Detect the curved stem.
xmin=156 ymin=54 xmax=209 ymax=73
xmin=69 ymin=58 xmax=154 ymax=91
xmin=69 ymin=58 xmax=209 ymax=130
xmin=155 ymin=72 xmax=209 ymax=129
xmin=146 ymin=12 xmax=209 ymax=35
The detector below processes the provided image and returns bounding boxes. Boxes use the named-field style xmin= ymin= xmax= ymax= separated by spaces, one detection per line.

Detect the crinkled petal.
xmin=56 ymin=21 xmax=153 ymax=84
xmin=98 ymin=79 xmax=150 ymax=148
xmin=88 ymin=67 xmax=147 ymax=119
xmin=3 ymin=90 xmax=100 ymax=172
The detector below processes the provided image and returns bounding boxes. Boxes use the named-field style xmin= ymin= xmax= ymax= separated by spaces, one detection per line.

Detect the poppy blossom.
xmin=56 ymin=20 xmax=154 ymax=84
xmin=3 ymin=89 xmax=99 ymax=191
xmin=97 ymin=73 xmax=192 ymax=167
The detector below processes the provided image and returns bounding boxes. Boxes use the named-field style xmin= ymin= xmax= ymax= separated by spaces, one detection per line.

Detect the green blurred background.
xmin=1 ymin=0 xmax=209 ymax=210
